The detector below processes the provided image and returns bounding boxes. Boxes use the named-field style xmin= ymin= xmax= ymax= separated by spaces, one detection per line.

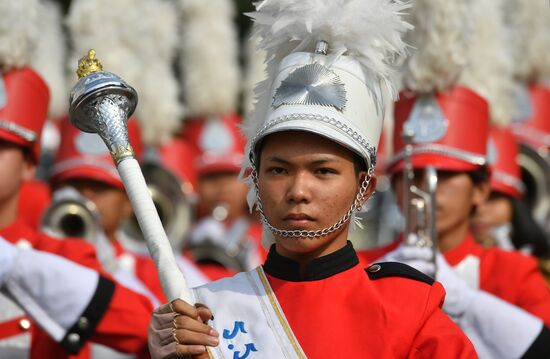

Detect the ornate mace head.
xmin=69 ymin=49 xmax=138 ymax=164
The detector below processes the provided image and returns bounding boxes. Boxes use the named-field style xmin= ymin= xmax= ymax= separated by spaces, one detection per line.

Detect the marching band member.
xmin=472 ymin=127 xmax=550 ymax=258
xmin=178 ymin=0 xmax=264 ymax=277
xmin=148 ymin=0 xmax=476 ymax=357
xmin=183 ymin=115 xmax=265 ymax=277
xmin=0 ymin=1 xmax=156 ymax=357
xmin=363 ymin=0 xmax=550 ymax=356
xmin=49 ymin=117 xmax=167 ymax=305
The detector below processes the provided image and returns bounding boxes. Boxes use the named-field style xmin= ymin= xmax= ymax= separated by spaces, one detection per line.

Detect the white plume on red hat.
xmin=30 ymin=0 xmax=67 ymax=119
xmin=0 ymin=0 xmax=40 ymax=72
xmin=0 ymin=0 xmax=49 ymax=161
xmin=178 ymin=0 xmax=240 ymax=118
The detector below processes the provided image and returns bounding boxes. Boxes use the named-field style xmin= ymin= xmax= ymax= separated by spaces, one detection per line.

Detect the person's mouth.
xmin=283 ymin=213 xmax=315 ymax=228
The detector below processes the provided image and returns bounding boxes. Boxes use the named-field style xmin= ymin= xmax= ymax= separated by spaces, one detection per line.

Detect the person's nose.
xmin=285 ymin=172 xmax=311 ymax=205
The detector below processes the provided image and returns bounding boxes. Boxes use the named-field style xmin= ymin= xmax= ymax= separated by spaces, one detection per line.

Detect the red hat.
xmin=0 ymin=67 xmax=49 ymax=162
xmin=388 ymin=86 xmax=489 ymax=174
xmin=157 ymin=136 xmax=199 ymax=195
xmin=487 ymin=127 xmax=524 ymax=198
xmin=510 ymin=85 xmax=550 ymax=151
xmin=50 ymin=116 xmax=143 ymax=189
xmin=183 ymin=114 xmax=245 ymax=176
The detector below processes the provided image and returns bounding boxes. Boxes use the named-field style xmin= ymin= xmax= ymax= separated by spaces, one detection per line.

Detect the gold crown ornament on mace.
xmin=68 ymin=49 xmax=192 ymax=302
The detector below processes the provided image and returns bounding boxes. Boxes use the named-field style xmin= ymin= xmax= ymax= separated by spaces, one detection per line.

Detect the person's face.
xmin=257 ymin=131 xmax=374 ymax=258
xmin=393 ymin=170 xmax=489 ymax=240
xmin=198 ymin=172 xmax=249 ymax=221
xmin=67 ymin=179 xmax=132 ymax=236
xmin=472 ymin=192 xmax=513 ymax=236
xmin=0 ymin=141 xmax=34 ymax=206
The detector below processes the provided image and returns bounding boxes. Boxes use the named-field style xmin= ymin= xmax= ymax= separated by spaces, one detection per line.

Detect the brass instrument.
xmin=121 ymin=162 xmax=194 ymax=251
xmin=41 ymin=186 xmax=100 ymax=244
xmin=402 ymin=129 xmax=438 ymax=268
xmin=518 ymin=143 xmax=550 ymax=229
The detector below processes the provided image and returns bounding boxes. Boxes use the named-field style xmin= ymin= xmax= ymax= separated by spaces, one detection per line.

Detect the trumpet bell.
xmin=41 ymin=188 xmax=100 ymax=244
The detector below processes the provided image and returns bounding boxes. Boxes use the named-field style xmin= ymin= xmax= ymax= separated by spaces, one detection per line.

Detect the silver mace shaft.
xmin=69 ymin=50 xmax=191 ymax=302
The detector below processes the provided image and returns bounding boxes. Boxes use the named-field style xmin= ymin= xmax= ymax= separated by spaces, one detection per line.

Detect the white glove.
xmin=189 ymin=217 xmax=226 ymax=247
xmin=0 ymin=236 xmax=19 ymax=287
xmin=435 ymin=254 xmax=544 ymax=358
xmin=376 ymin=237 xmax=436 ymax=278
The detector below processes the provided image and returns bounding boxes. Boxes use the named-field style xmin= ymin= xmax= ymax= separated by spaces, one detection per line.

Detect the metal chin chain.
xmin=250 ymin=162 xmax=374 ymax=238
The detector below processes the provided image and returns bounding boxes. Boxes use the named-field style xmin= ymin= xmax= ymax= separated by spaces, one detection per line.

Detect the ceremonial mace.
xmin=69 ymin=50 xmax=191 ymax=302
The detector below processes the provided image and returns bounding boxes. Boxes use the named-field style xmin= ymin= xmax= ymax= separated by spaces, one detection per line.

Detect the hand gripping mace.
xmin=69 ymin=50 xmax=192 ymax=302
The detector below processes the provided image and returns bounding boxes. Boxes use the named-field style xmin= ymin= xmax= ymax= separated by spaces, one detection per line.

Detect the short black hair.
xmin=352 ymin=153 xmax=368 ymax=176
xmin=466 ymin=166 xmax=490 ymax=185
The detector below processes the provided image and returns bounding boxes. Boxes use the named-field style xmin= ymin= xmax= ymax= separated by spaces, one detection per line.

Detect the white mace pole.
xmin=68 ymin=50 xmax=191 ymax=302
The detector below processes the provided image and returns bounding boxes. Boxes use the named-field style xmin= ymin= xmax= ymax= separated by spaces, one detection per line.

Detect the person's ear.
xmin=472 ymin=180 xmax=490 ymax=207
xmin=358 ymin=172 xmax=377 ymax=207
xmin=122 ymin=194 xmax=134 ymax=218
xmin=21 ymin=158 xmax=36 ymax=181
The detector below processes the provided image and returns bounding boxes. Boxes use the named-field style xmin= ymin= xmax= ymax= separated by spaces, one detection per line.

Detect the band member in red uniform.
xmin=0 ymin=53 xmax=153 ymax=359
xmin=49 ymin=117 xmax=169 ymax=305
xmin=472 ymin=127 xmax=550 ymax=258
xmin=182 ymin=115 xmax=265 ymax=278
xmin=0 ymin=2 xmax=154 ymax=357
xmin=148 ymin=0 xmax=476 ymax=357
xmin=361 ymin=1 xmax=550 ymax=357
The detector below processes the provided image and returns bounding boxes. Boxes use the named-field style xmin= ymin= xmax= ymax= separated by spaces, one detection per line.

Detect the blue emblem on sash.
xmin=223 ymin=321 xmax=258 ymax=359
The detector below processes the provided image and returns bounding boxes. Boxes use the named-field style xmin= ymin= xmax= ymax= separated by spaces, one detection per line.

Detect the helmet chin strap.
xmin=250 ymin=162 xmax=374 ymax=239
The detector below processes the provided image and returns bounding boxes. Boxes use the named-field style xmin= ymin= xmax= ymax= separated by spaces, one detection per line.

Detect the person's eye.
xmin=315 ymin=167 xmax=337 ymax=175
xmin=267 ymin=167 xmax=287 ymax=175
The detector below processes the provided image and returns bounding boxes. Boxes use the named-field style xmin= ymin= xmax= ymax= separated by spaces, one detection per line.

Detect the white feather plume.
xmin=67 ymin=0 xmax=183 ymax=145
xmin=66 ymin=0 xmax=145 ymax=97
xmin=178 ymin=0 xmax=240 ymax=117
xmin=458 ymin=0 xmax=514 ymax=127
xmin=135 ymin=0 xmax=184 ymax=145
xmin=242 ymin=31 xmax=267 ymax=118
xmin=0 ymin=0 xmax=40 ymax=71
xmin=502 ymin=0 xmax=530 ymax=84
xmin=30 ymin=0 xmax=67 ymax=119
xmin=401 ymin=0 xmax=471 ymax=93
xmin=505 ymin=1 xmax=550 ymax=85
xmin=244 ymin=0 xmax=411 ymax=144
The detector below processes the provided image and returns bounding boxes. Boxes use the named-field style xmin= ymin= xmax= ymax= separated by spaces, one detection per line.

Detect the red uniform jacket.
xmin=264 ymin=242 xmax=477 ymax=358
xmin=358 ymin=233 xmax=550 ymax=326
xmin=0 ymin=219 xmax=153 ymax=358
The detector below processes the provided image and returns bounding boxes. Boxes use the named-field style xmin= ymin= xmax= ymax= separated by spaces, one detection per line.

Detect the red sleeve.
xmin=89 ymin=282 xmax=153 ymax=353
xmin=410 ymin=282 xmax=478 ymax=358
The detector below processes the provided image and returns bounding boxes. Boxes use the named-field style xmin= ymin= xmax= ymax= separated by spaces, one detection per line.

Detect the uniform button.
xmin=67 ymin=333 xmax=80 ymax=344
xmin=19 ymin=319 xmax=31 ymax=330
xmin=78 ymin=317 xmax=89 ymax=330
xmin=368 ymin=264 xmax=381 ymax=273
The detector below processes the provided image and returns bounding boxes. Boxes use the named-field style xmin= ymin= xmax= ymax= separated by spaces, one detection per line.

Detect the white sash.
xmin=191 ymin=267 xmax=307 ymax=359
xmin=453 ymin=254 xmax=480 ymax=290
